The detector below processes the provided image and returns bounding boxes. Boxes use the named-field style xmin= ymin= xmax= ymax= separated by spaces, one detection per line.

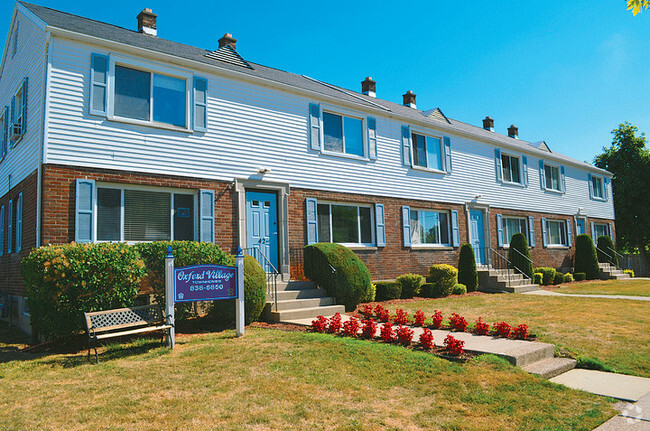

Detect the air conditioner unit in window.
xmin=10 ymin=121 xmax=22 ymax=140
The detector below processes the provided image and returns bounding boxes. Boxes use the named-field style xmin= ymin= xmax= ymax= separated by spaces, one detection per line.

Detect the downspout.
xmin=36 ymin=31 xmax=51 ymax=248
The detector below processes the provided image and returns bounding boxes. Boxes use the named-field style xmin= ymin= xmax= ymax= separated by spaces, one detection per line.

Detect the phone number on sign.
xmin=189 ymin=284 xmax=224 ymax=291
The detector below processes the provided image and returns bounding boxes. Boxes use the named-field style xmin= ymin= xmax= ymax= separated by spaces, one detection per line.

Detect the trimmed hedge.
xmin=457 ymin=244 xmax=478 ymax=292
xmin=563 ymin=273 xmax=574 ymax=283
xmin=534 ymin=267 xmax=556 ymax=286
xmin=23 ymin=243 xmax=147 ymax=340
xmin=574 ymin=272 xmax=587 ymax=281
xmin=533 ymin=273 xmax=543 ymax=285
xmin=574 ymin=234 xmax=600 ymax=280
xmin=361 ymin=283 xmax=376 ymax=303
xmin=209 ymin=255 xmax=267 ymax=325
xmin=596 ymin=236 xmax=618 ymax=266
xmin=427 ymin=264 xmax=458 ymax=297
xmin=375 ymin=281 xmax=401 ymax=301
xmin=553 ymin=272 xmax=565 ymax=285
xmin=396 ymin=273 xmax=423 ymax=298
xmin=304 ymin=243 xmax=372 ymax=310
xmin=508 ymin=233 xmax=533 ymax=279
xmin=420 ymin=283 xmax=449 ymax=298
xmin=452 ymin=283 xmax=467 ymax=295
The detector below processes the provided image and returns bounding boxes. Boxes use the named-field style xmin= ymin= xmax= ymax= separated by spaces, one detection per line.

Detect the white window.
xmin=593 ymin=223 xmax=609 ymax=239
xmin=544 ymin=165 xmax=561 ymax=191
xmin=317 ymin=202 xmax=374 ymax=246
xmin=412 ymin=132 xmax=443 ymax=171
xmin=410 ymin=209 xmax=450 ymax=246
xmin=503 ymin=217 xmax=527 ymax=246
xmin=96 ymin=186 xmax=196 ymax=242
xmin=592 ymin=176 xmax=604 ymax=199
xmin=322 ymin=111 xmax=365 ymax=157
xmin=501 ymin=153 xmax=522 ymax=184
xmin=546 ymin=219 xmax=568 ymax=246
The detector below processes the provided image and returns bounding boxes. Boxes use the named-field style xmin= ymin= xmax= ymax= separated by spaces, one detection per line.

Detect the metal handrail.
xmin=608 ymin=247 xmax=629 ymax=270
xmin=243 ymin=246 xmax=279 ymax=312
xmin=490 ymin=248 xmax=532 ymax=288
xmin=511 ymin=247 xmax=533 ymax=265
xmin=595 ymin=245 xmax=618 ymax=271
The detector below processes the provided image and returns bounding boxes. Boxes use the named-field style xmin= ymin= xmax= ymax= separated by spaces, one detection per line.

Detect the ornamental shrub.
xmin=374 ymin=281 xmax=402 ymax=301
xmin=574 ymin=234 xmax=600 ymax=280
xmin=360 ymin=319 xmax=377 ymax=339
xmin=327 ymin=312 xmax=343 ymax=333
xmin=452 ymin=284 xmax=467 ymax=295
xmin=457 ymin=244 xmax=479 ymax=292
xmin=380 ymin=322 xmax=396 ymax=342
xmin=596 ymin=235 xmax=618 ymax=266
xmin=311 ymin=315 xmax=328 ymax=333
xmin=624 ymin=269 xmax=635 ymax=278
xmin=534 ymin=267 xmax=556 ymax=286
xmin=574 ymin=272 xmax=587 ymax=281
xmin=427 ymin=264 xmax=458 ymax=297
xmin=342 ymin=317 xmax=361 ymax=338
xmin=394 ymin=309 xmax=409 ymax=325
xmin=419 ymin=283 xmax=437 ymax=298
xmin=413 ymin=310 xmax=426 ymax=327
xmin=396 ymin=325 xmax=414 ymax=345
xmin=563 ymin=273 xmax=574 ymax=283
xmin=360 ymin=282 xmax=376 ymax=303
xmin=508 ymin=233 xmax=533 ymax=280
xmin=23 ymin=243 xmax=147 ymax=340
xmin=474 ymin=317 xmax=489 ymax=335
xmin=450 ymin=313 xmax=468 ymax=332
xmin=419 ymin=328 xmax=434 ymax=350
xmin=553 ymin=272 xmax=565 ymax=285
xmin=533 ymin=273 xmax=543 ymax=285
xmin=444 ymin=335 xmax=465 ymax=356
xmin=431 ymin=310 xmax=444 ymax=329
xmin=396 ymin=273 xmax=423 ymax=298
xmin=303 ymin=243 xmax=372 ymax=311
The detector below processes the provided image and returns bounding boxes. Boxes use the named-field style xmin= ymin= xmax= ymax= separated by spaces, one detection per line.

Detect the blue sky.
xmin=2 ymin=1 xmax=649 ymax=163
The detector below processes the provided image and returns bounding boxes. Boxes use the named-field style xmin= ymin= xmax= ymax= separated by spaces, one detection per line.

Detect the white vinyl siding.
xmin=317 ymin=202 xmax=374 ymax=246
xmin=410 ymin=209 xmax=450 ymax=246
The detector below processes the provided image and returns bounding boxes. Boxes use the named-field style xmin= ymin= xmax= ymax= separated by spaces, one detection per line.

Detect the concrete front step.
xmin=601 ymin=272 xmax=630 ymax=280
xmin=275 ymin=297 xmax=335 ymax=311
xmin=269 ymin=304 xmax=345 ymax=322
xmin=273 ymin=288 xmax=328 ymax=301
xmin=481 ymin=284 xmax=540 ymax=294
xmin=275 ymin=280 xmax=317 ymax=291
xmin=523 ymin=357 xmax=577 ymax=379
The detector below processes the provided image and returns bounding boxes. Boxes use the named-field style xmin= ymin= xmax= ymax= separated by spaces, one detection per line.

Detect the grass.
xmin=550 ymin=279 xmax=650 ymax=297
xmin=0 ymin=323 xmax=616 ymax=431
xmin=395 ymin=291 xmax=650 ymax=378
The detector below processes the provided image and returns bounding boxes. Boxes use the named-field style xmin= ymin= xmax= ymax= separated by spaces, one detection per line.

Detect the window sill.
xmin=410 ymin=245 xmax=454 ymax=250
xmin=320 ymin=150 xmax=369 ymax=162
xmin=106 ymin=115 xmax=192 ymax=133
xmin=544 ymin=188 xmax=564 ymax=195
xmin=591 ymin=196 xmax=606 ymax=202
xmin=500 ymin=181 xmax=525 ymax=188
xmin=546 ymin=245 xmax=570 ymax=249
xmin=411 ymin=165 xmax=447 ymax=175
xmin=343 ymin=245 xmax=377 ymax=251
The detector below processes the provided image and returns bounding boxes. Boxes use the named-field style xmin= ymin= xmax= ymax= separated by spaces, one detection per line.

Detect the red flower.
xmin=360 ymin=318 xmax=377 ymax=339
xmin=378 ymin=308 xmax=391 ymax=322
xmin=380 ymin=322 xmax=396 ymax=342
xmin=360 ymin=304 xmax=374 ymax=317
xmin=419 ymin=328 xmax=434 ymax=350
xmin=493 ymin=321 xmax=511 ymax=338
xmin=396 ymin=325 xmax=414 ymax=345
xmin=444 ymin=334 xmax=465 ymax=356
xmin=327 ymin=313 xmax=343 ymax=333
xmin=513 ymin=324 xmax=529 ymax=340
xmin=310 ymin=315 xmax=327 ymax=333
xmin=413 ymin=310 xmax=426 ymax=327
xmin=450 ymin=313 xmax=468 ymax=332
xmin=394 ymin=309 xmax=409 ymax=325
xmin=342 ymin=316 xmax=361 ymax=338
xmin=431 ymin=310 xmax=443 ymax=329
xmin=474 ymin=317 xmax=489 ymax=335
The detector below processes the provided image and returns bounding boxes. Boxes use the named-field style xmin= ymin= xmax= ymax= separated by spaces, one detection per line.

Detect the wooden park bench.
xmin=84 ymin=304 xmax=173 ymax=363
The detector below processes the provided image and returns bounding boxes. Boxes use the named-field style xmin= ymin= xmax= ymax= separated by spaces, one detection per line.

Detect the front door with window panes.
xmin=246 ymin=191 xmax=279 ymax=271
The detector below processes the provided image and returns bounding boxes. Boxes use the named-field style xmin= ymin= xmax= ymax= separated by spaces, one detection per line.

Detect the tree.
xmin=627 ymin=0 xmax=650 ymax=15
xmin=594 ymin=122 xmax=650 ymax=253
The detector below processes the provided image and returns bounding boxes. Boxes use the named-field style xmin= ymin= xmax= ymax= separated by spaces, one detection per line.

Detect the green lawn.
xmin=394 ymin=292 xmax=650 ymax=378
xmin=550 ymin=278 xmax=650 ymax=297
xmin=0 ymin=324 xmax=616 ymax=431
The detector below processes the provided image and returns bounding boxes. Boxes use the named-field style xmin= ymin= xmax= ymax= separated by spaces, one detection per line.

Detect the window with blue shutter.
xmin=16 ymin=192 xmax=22 ymax=253
xmin=522 ymin=156 xmax=529 ymax=186
xmin=7 ymin=199 xmax=12 ymax=253
xmin=401 ymin=206 xmax=411 ymax=247
xmin=401 ymin=126 xmax=412 ymax=166
xmin=0 ymin=107 xmax=7 ymax=159
xmin=199 ymin=189 xmax=215 ymax=243
xmin=539 ymin=160 xmax=546 ymax=190
xmin=608 ymin=223 xmax=613 ymax=238
xmin=193 ymin=77 xmax=208 ymax=132
xmin=590 ymin=222 xmax=596 ymax=243
xmin=604 ymin=177 xmax=610 ymax=201
xmin=494 ymin=149 xmax=502 ymax=182
xmin=308 ymin=104 xmax=321 ymax=151
xmin=496 ymin=214 xmax=504 ymax=247
xmin=375 ymin=203 xmax=385 ymax=247
xmin=566 ymin=219 xmax=572 ymax=247
xmin=0 ymin=206 xmax=4 ymax=256
xmin=528 ymin=216 xmax=535 ymax=247
xmin=306 ymin=198 xmax=318 ymax=244
xmin=588 ymin=173 xmax=593 ymax=199
xmin=90 ymin=53 xmax=108 ymax=116
xmin=560 ymin=166 xmax=566 ymax=193
xmin=367 ymin=117 xmax=377 ymax=159
xmin=21 ymin=77 xmax=27 ymax=135
xmin=444 ymin=136 xmax=452 ymax=173
xmin=75 ymin=179 xmax=95 ymax=243
xmin=541 ymin=218 xmax=548 ymax=247
xmin=451 ymin=210 xmax=459 ymax=247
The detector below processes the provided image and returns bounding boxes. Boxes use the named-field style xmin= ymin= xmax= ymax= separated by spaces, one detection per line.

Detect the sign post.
xmin=235 ymin=247 xmax=245 ymax=337
xmin=165 ymin=246 xmax=175 ymax=349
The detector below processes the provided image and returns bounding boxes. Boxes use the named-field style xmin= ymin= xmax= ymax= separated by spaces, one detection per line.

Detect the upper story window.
xmin=410 ymin=209 xmax=450 ymax=246
xmin=316 ymin=202 xmax=374 ymax=246
xmin=544 ymin=164 xmax=561 ymax=191
xmin=592 ymin=175 xmax=604 ymax=199
xmin=323 ymin=112 xmax=364 ymax=157
xmin=412 ymin=133 xmax=443 ymax=171
xmin=501 ymin=153 xmax=521 ymax=184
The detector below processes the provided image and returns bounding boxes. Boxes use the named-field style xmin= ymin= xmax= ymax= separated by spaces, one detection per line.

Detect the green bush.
xmin=396 ymin=273 xmax=424 ymax=298
xmin=303 ymin=243 xmax=372 ymax=310
xmin=534 ymin=267 xmax=556 ymax=286
xmin=23 ymin=243 xmax=147 ymax=340
xmin=457 ymin=244 xmax=478 ymax=292
xmin=420 ymin=283 xmax=450 ymax=298
xmin=374 ymin=281 xmax=401 ymax=301
xmin=533 ymin=273 xmax=543 ymax=285
xmin=209 ymin=255 xmax=267 ymax=325
xmin=574 ymin=272 xmax=587 ymax=281
xmin=360 ymin=283 xmax=376 ymax=303
xmin=508 ymin=233 xmax=533 ymax=279
xmin=451 ymin=283 xmax=467 ymax=295
xmin=596 ymin=236 xmax=618 ymax=266
xmin=135 ymin=241 xmax=234 ymax=320
xmin=624 ymin=269 xmax=635 ymax=278
xmin=563 ymin=273 xmax=574 ymax=283
xmin=574 ymin=234 xmax=600 ymax=280
xmin=427 ymin=264 xmax=458 ymax=297
xmin=553 ymin=272 xmax=565 ymax=285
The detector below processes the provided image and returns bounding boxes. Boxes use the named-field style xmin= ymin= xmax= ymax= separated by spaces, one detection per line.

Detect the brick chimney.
xmin=137 ymin=8 xmax=157 ymax=36
xmin=403 ymin=90 xmax=416 ymax=109
xmin=218 ymin=33 xmax=237 ymax=50
xmin=482 ymin=116 xmax=494 ymax=132
xmin=508 ymin=125 xmax=519 ymax=139
xmin=361 ymin=77 xmax=376 ymax=98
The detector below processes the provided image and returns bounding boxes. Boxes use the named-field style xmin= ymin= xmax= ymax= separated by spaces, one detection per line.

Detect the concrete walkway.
xmin=551 ymin=369 xmax=650 ymax=402
xmin=594 ymin=391 xmax=650 ymax=430
xmin=523 ymin=289 xmax=650 ymax=301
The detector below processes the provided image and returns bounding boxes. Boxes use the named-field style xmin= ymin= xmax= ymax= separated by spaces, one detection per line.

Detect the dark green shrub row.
xmin=534 ymin=267 xmax=556 ymax=286
xmin=508 ymin=233 xmax=533 ymax=279
xmin=574 ymin=234 xmax=600 ymax=280
xmin=396 ymin=273 xmax=423 ymax=298
xmin=574 ymin=272 xmax=587 ymax=281
xmin=458 ymin=244 xmax=478 ymax=292
xmin=375 ymin=281 xmax=401 ymax=301
xmin=553 ymin=272 xmax=565 ymax=285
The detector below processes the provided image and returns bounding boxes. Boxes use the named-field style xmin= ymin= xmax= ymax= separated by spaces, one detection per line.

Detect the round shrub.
xmin=533 ymin=273 xmax=543 ymax=285
xmin=23 ymin=243 xmax=147 ymax=340
xmin=508 ymin=233 xmax=533 ymax=279
xmin=574 ymin=272 xmax=587 ymax=281
xmin=374 ymin=281 xmax=401 ymax=301
xmin=135 ymin=241 xmax=234 ymax=320
xmin=457 ymin=244 xmax=478 ymax=292
xmin=396 ymin=273 xmax=424 ymax=298
xmin=553 ymin=272 xmax=565 ymax=285
xmin=596 ymin=235 xmax=618 ymax=266
xmin=304 ymin=243 xmax=372 ymax=310
xmin=534 ymin=267 xmax=556 ymax=286
xmin=452 ymin=283 xmax=467 ymax=295
xmin=209 ymin=255 xmax=267 ymax=325
xmin=624 ymin=269 xmax=635 ymax=278
xmin=563 ymin=273 xmax=574 ymax=283
xmin=427 ymin=264 xmax=458 ymax=297
xmin=360 ymin=283 xmax=376 ymax=303
xmin=574 ymin=234 xmax=600 ymax=280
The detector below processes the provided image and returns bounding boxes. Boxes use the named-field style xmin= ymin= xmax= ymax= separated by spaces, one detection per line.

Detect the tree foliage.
xmin=594 ymin=122 xmax=650 ymax=253
xmin=627 ymin=0 xmax=650 ymax=15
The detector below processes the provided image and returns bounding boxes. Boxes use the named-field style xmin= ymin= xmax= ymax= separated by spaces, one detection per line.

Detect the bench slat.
xmin=85 ymin=304 xmax=166 ymax=334
xmin=94 ymin=324 xmax=173 ymax=340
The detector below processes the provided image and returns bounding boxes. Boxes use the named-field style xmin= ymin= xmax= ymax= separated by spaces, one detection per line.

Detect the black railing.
xmin=509 ymin=247 xmax=534 ymax=284
xmin=608 ymin=247 xmax=629 ymax=270
xmin=595 ymin=245 xmax=619 ymax=271
xmin=243 ymin=246 xmax=279 ymax=311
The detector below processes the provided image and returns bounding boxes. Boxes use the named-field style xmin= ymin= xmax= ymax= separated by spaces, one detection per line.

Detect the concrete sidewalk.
xmin=523 ymin=289 xmax=650 ymax=301
xmin=594 ymin=391 xmax=650 ymax=430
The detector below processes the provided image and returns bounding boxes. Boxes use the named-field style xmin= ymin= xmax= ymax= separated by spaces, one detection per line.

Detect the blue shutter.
xmin=608 ymin=223 xmax=613 ymax=238
xmin=375 ymin=203 xmax=385 ymax=247
xmin=494 ymin=149 xmax=502 ymax=182
xmin=16 ymin=192 xmax=22 ymax=253
xmin=200 ymin=189 xmax=215 ymax=243
xmin=10 ymin=97 xmax=15 ymax=142
xmin=0 ymin=206 xmax=4 ymax=256
xmin=75 ymin=179 xmax=95 ymax=243
xmin=20 ymin=77 xmax=27 ymax=135
xmin=566 ymin=219 xmax=572 ymax=247
xmin=90 ymin=53 xmax=108 ymax=116
xmin=560 ymin=166 xmax=566 ymax=193
xmin=444 ymin=136 xmax=452 ymax=173
xmin=367 ymin=117 xmax=377 ymax=159
xmin=541 ymin=218 xmax=548 ymax=247
xmin=7 ymin=200 xmax=12 ymax=253
xmin=528 ymin=216 xmax=535 ymax=247
xmin=306 ymin=198 xmax=318 ymax=244
xmin=1 ymin=106 xmax=7 ymax=157
xmin=496 ymin=214 xmax=504 ymax=247
xmin=401 ymin=126 xmax=412 ymax=166
xmin=539 ymin=160 xmax=546 ymax=189
xmin=522 ymin=155 xmax=529 ymax=186
xmin=193 ymin=77 xmax=208 ymax=132
xmin=588 ymin=173 xmax=593 ymax=199
xmin=402 ymin=206 xmax=411 ymax=247
xmin=604 ymin=177 xmax=610 ymax=201
xmin=308 ymin=103 xmax=321 ymax=151
xmin=590 ymin=222 xmax=596 ymax=243
xmin=451 ymin=209 xmax=459 ymax=247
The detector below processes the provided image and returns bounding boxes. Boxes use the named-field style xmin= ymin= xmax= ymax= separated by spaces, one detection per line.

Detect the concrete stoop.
xmin=523 ymin=357 xmax=578 ymax=379
xmin=267 ymin=280 xmax=345 ymax=323
xmin=478 ymin=268 xmax=540 ymax=293
xmin=599 ymin=263 xmax=631 ymax=280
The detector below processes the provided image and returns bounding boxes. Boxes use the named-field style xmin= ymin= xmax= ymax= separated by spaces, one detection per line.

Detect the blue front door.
xmin=246 ymin=191 xmax=278 ymax=271
xmin=576 ymin=218 xmax=585 ymax=236
xmin=470 ymin=210 xmax=486 ymax=265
